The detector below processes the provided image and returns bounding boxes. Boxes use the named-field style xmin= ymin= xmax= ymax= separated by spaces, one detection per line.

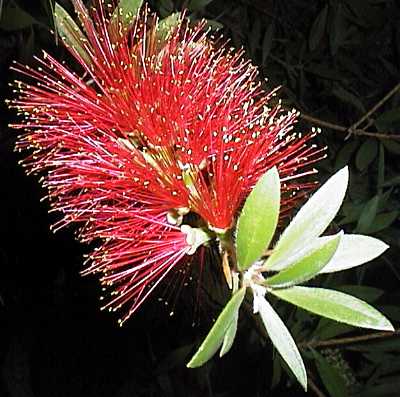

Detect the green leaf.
xmin=256 ymin=295 xmax=307 ymax=390
xmin=309 ymin=5 xmax=328 ymax=51
xmin=236 ymin=167 xmax=280 ymax=271
xmin=356 ymin=195 xmax=379 ymax=233
xmin=219 ymin=311 xmax=238 ymax=357
xmin=319 ymin=234 xmax=388 ymax=273
xmin=265 ymin=233 xmax=341 ymax=288
xmin=314 ymin=287 xmax=384 ymax=339
xmin=156 ymin=12 xmax=181 ymax=45
xmin=265 ymin=167 xmax=349 ymax=271
xmin=54 ymin=2 xmax=92 ymax=66
xmin=355 ymin=139 xmax=378 ymax=171
xmin=109 ymin=0 xmax=143 ymax=37
xmin=363 ymin=211 xmax=399 ymax=234
xmin=313 ymin=350 xmax=347 ymax=397
xmin=187 ymin=288 xmax=246 ymax=368
xmin=271 ymin=286 xmax=394 ymax=331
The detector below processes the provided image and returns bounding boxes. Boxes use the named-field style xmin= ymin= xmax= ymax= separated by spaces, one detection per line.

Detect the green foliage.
xmin=236 ymin=167 xmax=280 ymax=271
xmin=109 ymin=0 xmax=143 ymax=35
xmin=272 ymin=286 xmax=393 ymax=331
xmin=320 ymin=234 xmax=388 ymax=273
xmin=265 ymin=167 xmax=349 ymax=271
xmin=190 ymin=166 xmax=391 ymax=391
xmin=256 ymin=294 xmax=307 ymax=390
xmin=265 ymin=232 xmax=341 ymax=288
xmin=4 ymin=0 xmax=400 ymax=395
xmin=156 ymin=12 xmax=181 ymax=44
xmin=54 ymin=2 xmax=92 ymax=65
xmin=219 ymin=310 xmax=238 ymax=357
xmin=187 ymin=287 xmax=246 ymax=368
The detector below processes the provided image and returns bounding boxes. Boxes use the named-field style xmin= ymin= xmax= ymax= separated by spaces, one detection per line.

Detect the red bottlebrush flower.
xmin=9 ymin=0 xmax=324 ymax=324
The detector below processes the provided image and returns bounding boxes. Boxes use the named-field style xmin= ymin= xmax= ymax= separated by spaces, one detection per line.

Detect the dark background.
xmin=1 ymin=1 xmax=400 ymax=396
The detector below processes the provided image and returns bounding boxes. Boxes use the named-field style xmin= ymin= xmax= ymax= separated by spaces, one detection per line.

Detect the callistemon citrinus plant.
xmin=9 ymin=0 xmax=393 ymax=390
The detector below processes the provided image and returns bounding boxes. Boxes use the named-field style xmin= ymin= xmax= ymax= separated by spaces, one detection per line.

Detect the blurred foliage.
xmin=1 ymin=0 xmax=400 ymax=396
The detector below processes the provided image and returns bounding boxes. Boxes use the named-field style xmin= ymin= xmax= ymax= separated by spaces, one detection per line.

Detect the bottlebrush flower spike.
xmin=9 ymin=0 xmax=325 ymax=324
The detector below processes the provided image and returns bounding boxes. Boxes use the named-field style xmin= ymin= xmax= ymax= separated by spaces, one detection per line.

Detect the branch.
xmin=299 ymin=113 xmax=400 ymax=140
xmin=350 ymin=82 xmax=400 ymax=130
xmin=300 ymin=329 xmax=400 ymax=350
xmin=299 ymin=83 xmax=400 ymax=140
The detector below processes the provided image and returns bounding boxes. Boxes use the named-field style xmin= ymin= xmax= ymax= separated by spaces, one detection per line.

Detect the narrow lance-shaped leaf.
xmin=265 ymin=232 xmax=341 ymax=288
xmin=236 ymin=167 xmax=280 ymax=271
xmin=256 ymin=294 xmax=307 ymax=390
xmin=356 ymin=194 xmax=379 ymax=233
xmin=271 ymin=286 xmax=394 ymax=331
xmin=156 ymin=12 xmax=181 ymax=45
xmin=187 ymin=287 xmax=246 ymax=368
xmin=109 ymin=0 xmax=143 ymax=39
xmin=54 ymin=2 xmax=92 ymax=66
xmin=265 ymin=166 xmax=349 ymax=271
xmin=220 ymin=311 xmax=238 ymax=357
xmin=320 ymin=234 xmax=389 ymax=273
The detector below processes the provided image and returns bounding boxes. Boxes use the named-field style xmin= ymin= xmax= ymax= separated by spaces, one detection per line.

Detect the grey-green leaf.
xmin=156 ymin=13 xmax=181 ymax=44
xmin=256 ymin=295 xmax=307 ymax=390
xmin=320 ymin=234 xmax=389 ymax=273
xmin=187 ymin=287 xmax=246 ymax=368
xmin=236 ymin=167 xmax=280 ymax=271
xmin=219 ymin=311 xmax=238 ymax=357
xmin=271 ymin=286 xmax=394 ymax=331
xmin=54 ymin=2 xmax=92 ymax=66
xmin=265 ymin=232 xmax=341 ymax=288
xmin=265 ymin=167 xmax=349 ymax=271
xmin=109 ymin=0 xmax=143 ymax=37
